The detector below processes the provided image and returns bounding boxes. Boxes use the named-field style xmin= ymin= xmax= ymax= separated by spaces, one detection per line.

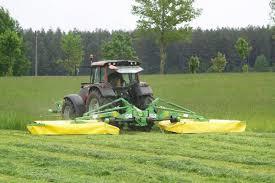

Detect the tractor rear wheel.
xmin=62 ymin=99 xmax=76 ymax=120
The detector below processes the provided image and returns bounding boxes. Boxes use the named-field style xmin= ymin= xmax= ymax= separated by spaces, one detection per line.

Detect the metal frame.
xmin=75 ymin=98 xmax=207 ymax=127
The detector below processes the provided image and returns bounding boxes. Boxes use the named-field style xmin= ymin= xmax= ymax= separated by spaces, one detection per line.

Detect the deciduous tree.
xmin=0 ymin=7 xmax=30 ymax=76
xmin=57 ymin=32 xmax=83 ymax=75
xmin=235 ymin=37 xmax=252 ymax=72
xmin=132 ymin=0 xmax=200 ymax=74
xmin=102 ymin=32 xmax=137 ymax=60
xmin=271 ymin=0 xmax=275 ymax=24
xmin=188 ymin=56 xmax=200 ymax=73
xmin=209 ymin=52 xmax=227 ymax=73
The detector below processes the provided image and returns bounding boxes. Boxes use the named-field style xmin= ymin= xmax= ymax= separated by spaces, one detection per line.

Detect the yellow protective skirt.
xmin=158 ymin=119 xmax=246 ymax=134
xmin=27 ymin=120 xmax=120 ymax=135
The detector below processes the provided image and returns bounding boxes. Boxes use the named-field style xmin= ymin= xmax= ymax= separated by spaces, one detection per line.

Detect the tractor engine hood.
xmin=110 ymin=66 xmax=143 ymax=73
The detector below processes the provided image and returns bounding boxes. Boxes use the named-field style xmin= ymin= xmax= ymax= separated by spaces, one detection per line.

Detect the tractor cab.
xmin=89 ymin=60 xmax=143 ymax=88
xmin=70 ymin=60 xmax=153 ymax=119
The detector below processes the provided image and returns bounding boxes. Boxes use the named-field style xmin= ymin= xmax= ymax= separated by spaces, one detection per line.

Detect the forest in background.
xmin=22 ymin=26 xmax=275 ymax=75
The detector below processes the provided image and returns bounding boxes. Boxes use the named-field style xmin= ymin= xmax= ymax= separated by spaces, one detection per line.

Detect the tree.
xmin=57 ymin=32 xmax=83 ymax=75
xmin=132 ymin=0 xmax=200 ymax=74
xmin=235 ymin=37 xmax=252 ymax=72
xmin=254 ymin=54 xmax=269 ymax=72
xmin=188 ymin=56 xmax=200 ymax=73
xmin=209 ymin=52 xmax=227 ymax=73
xmin=0 ymin=30 xmax=30 ymax=76
xmin=20 ymin=27 xmax=273 ymax=75
xmin=102 ymin=32 xmax=137 ymax=60
xmin=0 ymin=7 xmax=30 ymax=76
xmin=0 ymin=7 xmax=21 ymax=34
xmin=271 ymin=0 xmax=275 ymax=24
xmin=271 ymin=1 xmax=275 ymax=67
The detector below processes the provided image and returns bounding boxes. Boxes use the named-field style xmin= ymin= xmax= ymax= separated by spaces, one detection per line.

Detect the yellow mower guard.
xmin=158 ymin=119 xmax=246 ymax=134
xmin=27 ymin=120 xmax=120 ymax=135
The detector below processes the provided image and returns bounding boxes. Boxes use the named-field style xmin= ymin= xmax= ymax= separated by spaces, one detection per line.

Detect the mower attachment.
xmin=27 ymin=120 xmax=119 ymax=135
xmin=158 ymin=119 xmax=246 ymax=134
xmin=27 ymin=98 xmax=246 ymax=135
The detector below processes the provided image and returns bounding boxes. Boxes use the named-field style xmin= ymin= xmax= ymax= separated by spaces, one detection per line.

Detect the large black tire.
xmin=61 ymin=99 xmax=77 ymax=120
xmin=86 ymin=90 xmax=114 ymax=112
xmin=138 ymin=95 xmax=154 ymax=110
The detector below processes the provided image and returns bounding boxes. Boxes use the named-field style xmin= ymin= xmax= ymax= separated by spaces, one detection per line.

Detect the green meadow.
xmin=0 ymin=73 xmax=274 ymax=182
xmin=0 ymin=73 xmax=274 ymax=131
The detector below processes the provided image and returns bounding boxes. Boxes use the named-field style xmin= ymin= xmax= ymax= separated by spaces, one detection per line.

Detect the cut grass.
xmin=0 ymin=73 xmax=274 ymax=131
xmin=0 ymin=73 xmax=274 ymax=182
xmin=0 ymin=130 xmax=274 ymax=182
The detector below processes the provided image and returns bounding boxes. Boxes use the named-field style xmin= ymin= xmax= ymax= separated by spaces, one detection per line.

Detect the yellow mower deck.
xmin=27 ymin=120 xmax=120 ymax=135
xmin=27 ymin=119 xmax=246 ymax=135
xmin=158 ymin=119 xmax=246 ymax=134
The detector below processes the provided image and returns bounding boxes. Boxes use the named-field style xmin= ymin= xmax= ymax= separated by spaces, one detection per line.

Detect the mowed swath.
xmin=0 ymin=130 xmax=274 ymax=182
xmin=0 ymin=74 xmax=274 ymax=182
xmin=0 ymin=73 xmax=274 ymax=131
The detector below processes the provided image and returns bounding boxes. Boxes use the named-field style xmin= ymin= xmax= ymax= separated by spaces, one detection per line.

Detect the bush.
xmin=188 ymin=56 xmax=200 ymax=73
xmin=254 ymin=54 xmax=269 ymax=72
xmin=242 ymin=64 xmax=249 ymax=72
xmin=209 ymin=52 xmax=227 ymax=73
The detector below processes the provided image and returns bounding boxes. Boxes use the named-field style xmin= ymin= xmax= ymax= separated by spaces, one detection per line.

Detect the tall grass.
xmin=0 ymin=73 xmax=274 ymax=132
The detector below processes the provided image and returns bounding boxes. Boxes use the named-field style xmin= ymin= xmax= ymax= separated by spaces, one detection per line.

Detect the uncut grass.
xmin=0 ymin=73 xmax=274 ymax=131
xmin=0 ymin=130 xmax=274 ymax=183
xmin=0 ymin=76 xmax=80 ymax=130
xmin=145 ymin=73 xmax=275 ymax=132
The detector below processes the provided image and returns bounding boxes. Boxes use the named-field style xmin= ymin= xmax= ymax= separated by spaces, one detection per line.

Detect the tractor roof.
xmin=91 ymin=60 xmax=140 ymax=67
xmin=116 ymin=66 xmax=143 ymax=73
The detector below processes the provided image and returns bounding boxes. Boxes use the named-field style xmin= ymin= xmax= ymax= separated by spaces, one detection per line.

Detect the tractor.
xmin=27 ymin=60 xmax=246 ymax=135
xmin=62 ymin=60 xmax=154 ymax=121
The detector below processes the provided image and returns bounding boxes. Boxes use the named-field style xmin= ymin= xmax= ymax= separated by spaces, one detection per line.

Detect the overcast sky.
xmin=0 ymin=0 xmax=272 ymax=32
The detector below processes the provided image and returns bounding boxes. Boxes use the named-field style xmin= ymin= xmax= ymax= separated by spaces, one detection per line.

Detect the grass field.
xmin=0 ymin=73 xmax=274 ymax=182
xmin=0 ymin=73 xmax=274 ymax=131
xmin=0 ymin=130 xmax=274 ymax=182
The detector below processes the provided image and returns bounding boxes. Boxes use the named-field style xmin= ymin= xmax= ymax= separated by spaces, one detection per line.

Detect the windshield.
xmin=121 ymin=73 xmax=138 ymax=86
xmin=108 ymin=70 xmax=138 ymax=87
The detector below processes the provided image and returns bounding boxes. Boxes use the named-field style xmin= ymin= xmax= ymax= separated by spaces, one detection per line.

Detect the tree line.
xmin=21 ymin=26 xmax=274 ymax=75
xmin=1 ymin=0 xmax=275 ymax=76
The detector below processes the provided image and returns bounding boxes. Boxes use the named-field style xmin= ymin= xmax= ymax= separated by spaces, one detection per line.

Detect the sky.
xmin=0 ymin=0 xmax=272 ymax=32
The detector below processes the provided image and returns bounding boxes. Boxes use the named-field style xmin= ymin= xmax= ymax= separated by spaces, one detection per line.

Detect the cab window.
xmin=122 ymin=73 xmax=138 ymax=86
xmin=92 ymin=67 xmax=105 ymax=83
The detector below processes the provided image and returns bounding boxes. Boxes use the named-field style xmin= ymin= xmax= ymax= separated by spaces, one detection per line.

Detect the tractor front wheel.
xmin=62 ymin=99 xmax=76 ymax=120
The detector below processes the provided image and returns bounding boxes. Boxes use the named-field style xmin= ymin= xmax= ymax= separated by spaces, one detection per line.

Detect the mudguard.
xmin=135 ymin=82 xmax=153 ymax=96
xmin=64 ymin=94 xmax=86 ymax=116
xmin=89 ymin=84 xmax=116 ymax=97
